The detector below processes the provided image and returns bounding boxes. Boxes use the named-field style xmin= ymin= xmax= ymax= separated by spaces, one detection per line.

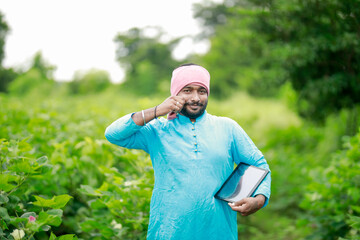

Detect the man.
xmin=105 ymin=63 xmax=271 ymax=239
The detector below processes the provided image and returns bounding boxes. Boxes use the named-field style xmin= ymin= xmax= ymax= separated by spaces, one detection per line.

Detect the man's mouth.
xmin=186 ymin=103 xmax=203 ymax=110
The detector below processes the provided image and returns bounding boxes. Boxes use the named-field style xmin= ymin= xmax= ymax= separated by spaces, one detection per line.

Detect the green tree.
xmin=7 ymin=52 xmax=56 ymax=95
xmin=194 ymin=0 xmax=360 ymax=124
xmin=0 ymin=11 xmax=18 ymax=92
xmin=193 ymin=0 xmax=287 ymax=98
xmin=0 ymin=11 xmax=9 ymax=65
xmin=0 ymin=67 xmax=18 ymax=93
xmin=114 ymin=27 xmax=180 ymax=95
xmin=256 ymin=0 xmax=360 ymax=122
xmin=7 ymin=68 xmax=51 ymax=95
xmin=30 ymin=51 xmax=56 ymax=79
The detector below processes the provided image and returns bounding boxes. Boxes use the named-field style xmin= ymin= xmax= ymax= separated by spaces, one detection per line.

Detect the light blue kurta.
xmin=105 ymin=111 xmax=271 ymax=240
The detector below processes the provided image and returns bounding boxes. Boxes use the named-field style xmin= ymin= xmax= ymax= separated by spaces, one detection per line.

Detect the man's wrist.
xmin=156 ymin=104 xmax=170 ymax=117
xmin=254 ymin=194 xmax=266 ymax=208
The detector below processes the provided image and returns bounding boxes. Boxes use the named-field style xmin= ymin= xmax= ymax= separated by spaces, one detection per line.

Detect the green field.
xmin=1 ymin=86 xmax=359 ymax=240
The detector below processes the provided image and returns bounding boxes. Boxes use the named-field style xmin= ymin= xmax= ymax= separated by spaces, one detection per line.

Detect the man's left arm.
xmin=229 ymin=120 xmax=271 ymax=215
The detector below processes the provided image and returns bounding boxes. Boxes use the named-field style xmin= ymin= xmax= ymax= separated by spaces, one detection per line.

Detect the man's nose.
xmin=191 ymin=92 xmax=200 ymax=102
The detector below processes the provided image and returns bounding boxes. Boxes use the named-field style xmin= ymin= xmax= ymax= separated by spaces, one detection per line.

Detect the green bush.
xmin=7 ymin=69 xmax=54 ymax=96
xmin=0 ymin=92 xmax=158 ymax=239
xmin=300 ymin=130 xmax=360 ymax=240
xmin=0 ymin=139 xmax=75 ymax=240
xmin=77 ymin=149 xmax=153 ymax=239
xmin=68 ymin=69 xmax=111 ymax=94
xmin=0 ymin=67 xmax=18 ymax=93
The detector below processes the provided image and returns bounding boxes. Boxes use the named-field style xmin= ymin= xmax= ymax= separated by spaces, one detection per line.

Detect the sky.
xmin=0 ymin=0 xmax=212 ymax=83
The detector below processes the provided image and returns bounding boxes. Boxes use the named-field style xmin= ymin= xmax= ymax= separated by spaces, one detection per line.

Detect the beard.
xmin=180 ymin=100 xmax=208 ymax=119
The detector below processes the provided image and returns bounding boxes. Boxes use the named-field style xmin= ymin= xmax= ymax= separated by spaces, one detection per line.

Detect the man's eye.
xmin=183 ymin=89 xmax=190 ymax=93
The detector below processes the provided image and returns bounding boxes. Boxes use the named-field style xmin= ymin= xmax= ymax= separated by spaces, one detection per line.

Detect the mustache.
xmin=184 ymin=102 xmax=204 ymax=107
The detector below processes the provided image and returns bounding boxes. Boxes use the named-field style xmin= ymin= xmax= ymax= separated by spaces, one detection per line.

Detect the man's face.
xmin=177 ymin=84 xmax=208 ymax=119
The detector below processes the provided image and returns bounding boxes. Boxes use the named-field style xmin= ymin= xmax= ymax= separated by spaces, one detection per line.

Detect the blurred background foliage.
xmin=68 ymin=69 xmax=111 ymax=95
xmin=114 ymin=27 xmax=180 ymax=95
xmin=0 ymin=0 xmax=359 ymax=239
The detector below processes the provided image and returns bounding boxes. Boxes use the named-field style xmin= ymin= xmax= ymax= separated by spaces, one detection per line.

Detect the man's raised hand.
xmin=156 ymin=96 xmax=186 ymax=117
xmin=131 ymin=96 xmax=185 ymax=126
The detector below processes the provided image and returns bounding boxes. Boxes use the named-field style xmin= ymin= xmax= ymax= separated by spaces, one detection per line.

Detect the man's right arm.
xmin=105 ymin=113 xmax=147 ymax=150
xmin=131 ymin=96 xmax=185 ymax=126
xmin=104 ymin=96 xmax=185 ymax=150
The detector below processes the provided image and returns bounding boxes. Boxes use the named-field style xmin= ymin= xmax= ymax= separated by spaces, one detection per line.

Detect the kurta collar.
xmin=177 ymin=110 xmax=207 ymax=124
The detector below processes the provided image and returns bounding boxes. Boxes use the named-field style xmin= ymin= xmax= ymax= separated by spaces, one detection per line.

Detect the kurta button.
xmin=192 ymin=128 xmax=195 ymax=130
xmin=195 ymin=149 xmax=198 ymax=152
xmin=194 ymin=143 xmax=197 ymax=145
xmin=193 ymin=134 xmax=196 ymax=137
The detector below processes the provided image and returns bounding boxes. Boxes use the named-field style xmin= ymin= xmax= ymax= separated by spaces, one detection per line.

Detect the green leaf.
xmin=49 ymin=232 xmax=57 ymax=240
xmin=0 ymin=174 xmax=17 ymax=192
xmin=0 ymin=193 xmax=9 ymax=204
xmin=47 ymin=215 xmax=62 ymax=227
xmin=88 ymin=199 xmax=106 ymax=209
xmin=51 ymin=195 xmax=72 ymax=209
xmin=0 ymin=207 xmax=10 ymax=222
xmin=0 ymin=182 xmax=16 ymax=192
xmin=79 ymin=185 xmax=102 ymax=197
xmin=351 ymin=205 xmax=360 ymax=214
xmin=100 ymin=227 xmax=115 ymax=238
xmin=347 ymin=215 xmax=360 ymax=230
xmin=20 ymin=212 xmax=36 ymax=218
xmin=0 ymin=219 xmax=8 ymax=230
xmin=38 ymin=164 xmax=53 ymax=174
xmin=57 ymin=234 xmax=77 ymax=240
xmin=18 ymin=140 xmax=32 ymax=152
xmin=47 ymin=209 xmax=63 ymax=217
xmin=33 ymin=196 xmax=56 ymax=208
xmin=80 ymin=219 xmax=100 ymax=232
xmin=9 ymin=216 xmax=28 ymax=225
xmin=9 ymin=160 xmax=33 ymax=174
xmin=41 ymin=225 xmax=51 ymax=231
xmin=36 ymin=156 xmax=48 ymax=165
xmin=33 ymin=195 xmax=72 ymax=209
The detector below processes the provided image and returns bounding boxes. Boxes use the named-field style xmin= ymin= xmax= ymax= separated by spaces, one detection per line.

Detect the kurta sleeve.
xmin=104 ymin=113 xmax=153 ymax=153
xmin=229 ymin=119 xmax=271 ymax=207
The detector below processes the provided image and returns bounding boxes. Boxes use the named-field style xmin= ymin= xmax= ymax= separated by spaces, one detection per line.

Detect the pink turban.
xmin=168 ymin=64 xmax=210 ymax=120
